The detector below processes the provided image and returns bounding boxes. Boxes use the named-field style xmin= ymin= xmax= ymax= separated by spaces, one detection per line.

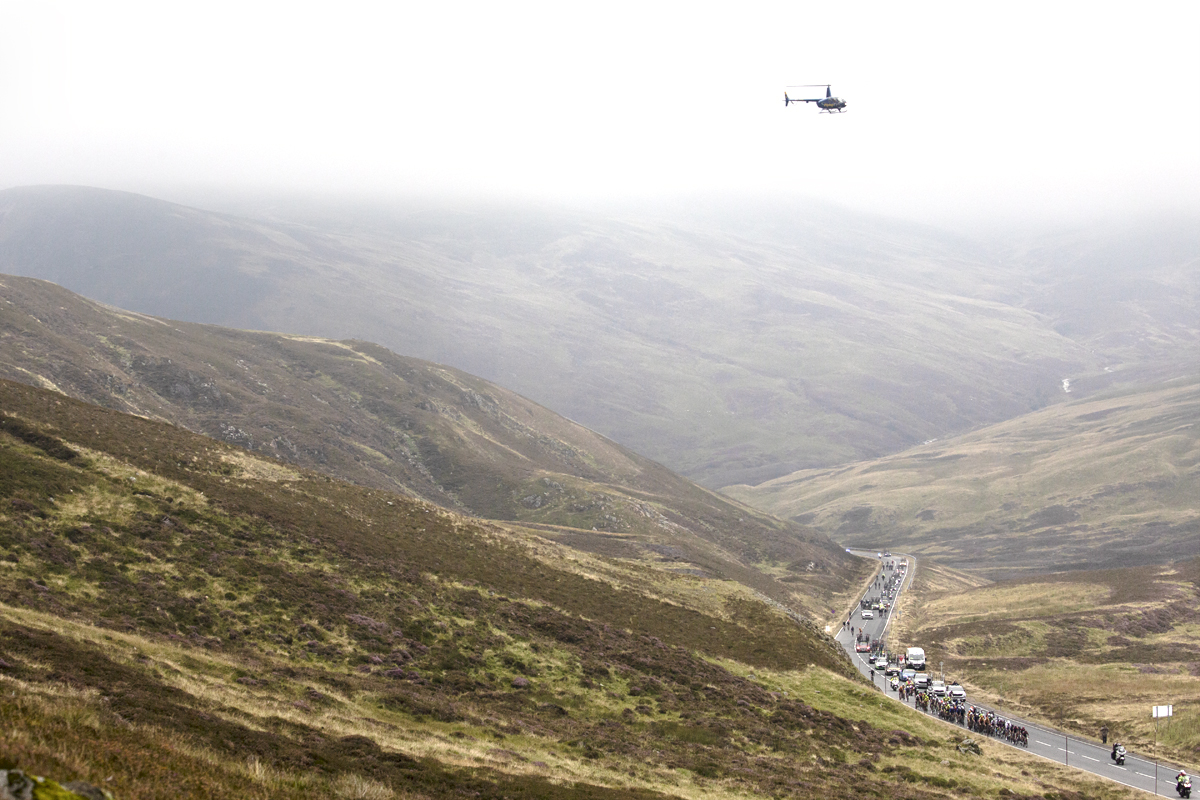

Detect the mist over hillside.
xmin=1 ymin=186 xmax=1196 ymax=490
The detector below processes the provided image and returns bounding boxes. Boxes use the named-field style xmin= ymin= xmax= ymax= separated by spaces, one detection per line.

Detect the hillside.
xmin=0 ymin=379 xmax=1144 ymax=800
xmin=0 ymin=274 xmax=864 ymax=619
xmin=726 ymin=377 xmax=1200 ymax=577
xmin=11 ymin=186 xmax=1197 ymax=488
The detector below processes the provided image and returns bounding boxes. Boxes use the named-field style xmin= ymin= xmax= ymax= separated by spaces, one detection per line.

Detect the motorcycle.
xmin=1177 ymin=777 xmax=1191 ymax=798
xmin=1111 ymin=745 xmax=1126 ymax=766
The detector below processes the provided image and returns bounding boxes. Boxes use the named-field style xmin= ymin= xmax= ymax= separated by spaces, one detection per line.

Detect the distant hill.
xmin=0 ymin=274 xmax=864 ymax=619
xmin=9 ymin=186 xmax=1194 ymax=488
xmin=726 ymin=377 xmax=1200 ymax=577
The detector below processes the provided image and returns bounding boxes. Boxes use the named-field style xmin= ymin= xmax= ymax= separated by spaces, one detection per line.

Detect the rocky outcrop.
xmin=0 ymin=769 xmax=113 ymax=800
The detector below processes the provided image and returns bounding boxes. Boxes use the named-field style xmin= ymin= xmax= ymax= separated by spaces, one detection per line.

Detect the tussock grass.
xmin=920 ymin=582 xmax=1110 ymax=627
xmin=332 ymin=773 xmax=398 ymax=799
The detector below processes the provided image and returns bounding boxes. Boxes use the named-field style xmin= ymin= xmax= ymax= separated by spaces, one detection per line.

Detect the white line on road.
xmin=1110 ymin=765 xmax=1127 ymax=771
xmin=1036 ymin=741 xmax=1052 ymax=746
xmin=1083 ymin=756 xmax=1099 ymax=762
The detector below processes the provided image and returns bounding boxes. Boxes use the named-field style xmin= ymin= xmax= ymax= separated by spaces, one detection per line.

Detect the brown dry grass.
xmin=898 ymin=558 xmax=1200 ymax=766
xmin=730 ymin=377 xmax=1200 ymax=577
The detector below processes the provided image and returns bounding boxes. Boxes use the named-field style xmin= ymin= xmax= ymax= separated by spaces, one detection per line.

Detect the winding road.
xmin=834 ymin=550 xmax=1193 ymax=796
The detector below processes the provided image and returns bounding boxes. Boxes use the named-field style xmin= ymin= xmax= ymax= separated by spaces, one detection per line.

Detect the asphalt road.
xmin=834 ymin=550 xmax=1193 ymax=797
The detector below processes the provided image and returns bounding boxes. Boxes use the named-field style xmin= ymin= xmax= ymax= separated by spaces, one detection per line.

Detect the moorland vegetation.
xmin=727 ymin=378 xmax=1200 ymax=577
xmin=0 ymin=274 xmax=863 ymax=621
xmin=0 ymin=379 xmax=1144 ymax=799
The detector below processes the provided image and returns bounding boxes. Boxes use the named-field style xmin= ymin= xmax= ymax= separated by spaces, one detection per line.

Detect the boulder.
xmin=0 ymin=769 xmax=35 ymax=800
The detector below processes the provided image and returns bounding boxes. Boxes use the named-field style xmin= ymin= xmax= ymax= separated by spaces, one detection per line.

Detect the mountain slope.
xmin=0 ymin=379 xmax=1141 ymax=800
xmin=11 ymin=186 xmax=1192 ymax=487
xmin=0 ymin=274 xmax=863 ymax=619
xmin=726 ymin=377 xmax=1200 ymax=577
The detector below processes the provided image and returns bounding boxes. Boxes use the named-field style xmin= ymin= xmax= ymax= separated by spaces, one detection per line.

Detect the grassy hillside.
xmin=889 ymin=556 xmax=1200 ymax=768
xmin=0 ymin=274 xmax=867 ymax=620
xmin=12 ymin=186 xmax=1194 ymax=488
xmin=726 ymin=377 xmax=1200 ymax=576
xmin=0 ymin=379 xmax=1140 ymax=799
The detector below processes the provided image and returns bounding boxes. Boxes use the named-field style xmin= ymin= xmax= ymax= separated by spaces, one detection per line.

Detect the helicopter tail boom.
xmin=784 ymin=92 xmax=819 ymax=106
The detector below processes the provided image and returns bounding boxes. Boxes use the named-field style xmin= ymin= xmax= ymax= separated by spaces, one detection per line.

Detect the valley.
xmin=0 ymin=186 xmax=1196 ymax=799
xmin=2 ymin=2 xmax=1196 ymax=795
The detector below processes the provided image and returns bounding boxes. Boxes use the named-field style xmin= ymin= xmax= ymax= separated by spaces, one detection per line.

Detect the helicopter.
xmin=784 ymin=85 xmax=847 ymax=113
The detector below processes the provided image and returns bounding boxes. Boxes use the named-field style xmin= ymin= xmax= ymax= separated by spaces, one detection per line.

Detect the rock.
xmin=511 ymin=676 xmax=531 ymax=689
xmin=957 ymin=737 xmax=982 ymax=755
xmin=0 ymin=770 xmax=35 ymax=800
xmin=0 ymin=770 xmax=37 ymax=800
xmin=62 ymin=781 xmax=110 ymax=800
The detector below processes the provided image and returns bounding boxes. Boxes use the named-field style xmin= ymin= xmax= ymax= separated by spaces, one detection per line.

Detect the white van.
xmin=906 ymin=646 xmax=926 ymax=670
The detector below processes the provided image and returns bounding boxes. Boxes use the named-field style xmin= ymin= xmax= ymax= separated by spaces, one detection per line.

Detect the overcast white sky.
xmin=2 ymin=1 xmax=1198 ymax=224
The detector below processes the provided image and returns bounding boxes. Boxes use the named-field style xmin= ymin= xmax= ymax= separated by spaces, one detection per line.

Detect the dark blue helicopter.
xmin=784 ymin=85 xmax=847 ymax=113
